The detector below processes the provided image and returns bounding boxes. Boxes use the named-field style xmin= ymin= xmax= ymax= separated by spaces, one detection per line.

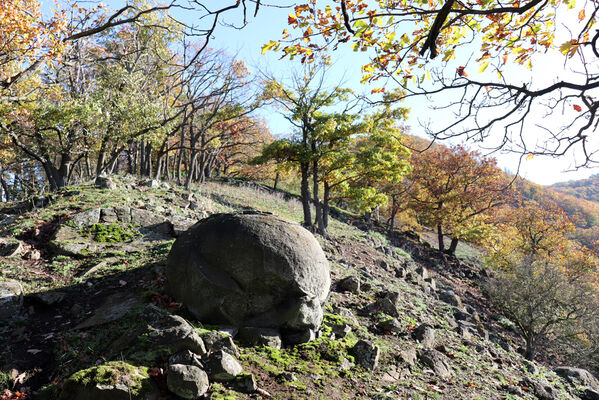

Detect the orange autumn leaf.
xmin=457 ymin=66 xmax=467 ymax=77
xmin=579 ymin=9 xmax=586 ymax=21
xmin=574 ymin=104 xmax=583 ymax=112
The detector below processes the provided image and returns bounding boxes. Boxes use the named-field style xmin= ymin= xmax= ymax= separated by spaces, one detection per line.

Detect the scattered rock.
xmin=418 ymin=349 xmax=452 ymax=380
xmin=399 ymin=347 xmax=417 ymax=367
xmin=204 ymin=350 xmax=243 ymax=381
xmin=350 ymin=340 xmax=380 ymax=371
xmin=378 ymin=317 xmax=403 ymax=334
xmin=555 ymin=366 xmax=599 ymax=389
xmin=95 ymin=175 xmax=117 ymax=190
xmin=416 ymin=266 xmax=430 ymax=280
xmin=23 ymin=249 xmax=41 ymax=260
xmin=337 ymin=275 xmax=360 ymax=293
xmin=439 ymin=290 xmax=463 ymax=309
xmin=372 ymin=291 xmax=401 ymax=317
xmin=108 ymin=305 xmax=206 ymax=361
xmin=413 ymin=323 xmax=435 ymax=349
xmin=0 ymin=280 xmax=23 ymax=319
xmin=236 ymin=327 xmax=282 ymax=349
xmin=232 ymin=373 xmax=258 ymax=393
xmin=395 ymin=267 xmax=407 ymax=279
xmin=74 ymin=292 xmax=141 ymax=330
xmin=199 ymin=331 xmax=239 ymax=357
xmin=523 ymin=360 xmax=539 ymax=375
xmin=70 ymin=208 xmax=101 ymax=228
xmin=59 ymin=361 xmax=159 ymax=400
xmin=0 ymin=238 xmax=23 ymax=257
xmin=283 ymin=328 xmax=316 ymax=345
xmin=30 ymin=291 xmax=66 ymax=306
xmin=169 ymin=350 xmax=203 ymax=369
xmin=167 ymin=364 xmax=209 ymax=399
xmin=167 ymin=212 xmax=330 ymax=333
xmin=100 ymin=208 xmax=118 ymax=223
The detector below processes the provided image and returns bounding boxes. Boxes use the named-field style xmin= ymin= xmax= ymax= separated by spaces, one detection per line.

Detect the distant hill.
xmin=551 ymin=174 xmax=599 ymax=203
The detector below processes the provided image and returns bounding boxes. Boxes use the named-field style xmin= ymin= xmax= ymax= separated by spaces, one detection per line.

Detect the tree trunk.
xmin=437 ymin=224 xmax=445 ymax=252
xmin=273 ymin=172 xmax=280 ymax=191
xmin=312 ymin=160 xmax=325 ymax=236
xmin=524 ymin=337 xmax=536 ymax=360
xmin=300 ymin=162 xmax=312 ymax=229
xmin=323 ymin=181 xmax=330 ymax=229
xmin=388 ymin=196 xmax=397 ymax=232
xmin=447 ymin=237 xmax=459 ymax=255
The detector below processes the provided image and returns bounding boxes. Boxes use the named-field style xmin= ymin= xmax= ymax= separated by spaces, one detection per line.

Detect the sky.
xmin=42 ymin=0 xmax=599 ymax=185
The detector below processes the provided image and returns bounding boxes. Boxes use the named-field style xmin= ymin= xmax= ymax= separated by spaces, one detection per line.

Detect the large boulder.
xmin=166 ymin=212 xmax=330 ymax=335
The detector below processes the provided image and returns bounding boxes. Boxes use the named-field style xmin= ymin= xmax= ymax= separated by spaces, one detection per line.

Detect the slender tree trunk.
xmin=273 ymin=172 xmax=280 ymax=191
xmin=437 ymin=224 xmax=445 ymax=252
xmin=300 ymin=162 xmax=312 ymax=229
xmin=388 ymin=196 xmax=397 ymax=232
xmin=313 ymin=160 xmax=325 ymax=236
xmin=323 ymin=181 xmax=330 ymax=229
xmin=447 ymin=237 xmax=459 ymax=255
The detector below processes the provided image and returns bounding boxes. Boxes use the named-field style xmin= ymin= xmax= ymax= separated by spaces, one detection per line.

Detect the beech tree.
xmin=404 ymin=145 xmax=511 ymax=254
xmin=266 ymin=1 xmax=599 ymax=165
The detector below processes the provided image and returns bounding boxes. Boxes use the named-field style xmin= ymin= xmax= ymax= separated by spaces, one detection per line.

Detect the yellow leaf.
xmin=478 ymin=61 xmax=490 ymax=73
xmin=526 ymin=154 xmax=534 ymax=160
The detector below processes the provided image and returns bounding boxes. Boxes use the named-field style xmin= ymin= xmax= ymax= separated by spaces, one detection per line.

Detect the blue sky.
xmin=40 ymin=0 xmax=599 ymax=185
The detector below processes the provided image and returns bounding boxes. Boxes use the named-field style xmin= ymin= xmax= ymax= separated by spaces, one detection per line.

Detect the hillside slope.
xmin=551 ymin=174 xmax=599 ymax=203
xmin=0 ymin=176 xmax=596 ymax=400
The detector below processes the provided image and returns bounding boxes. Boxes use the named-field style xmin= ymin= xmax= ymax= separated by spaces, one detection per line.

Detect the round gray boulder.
xmin=166 ymin=212 xmax=330 ymax=333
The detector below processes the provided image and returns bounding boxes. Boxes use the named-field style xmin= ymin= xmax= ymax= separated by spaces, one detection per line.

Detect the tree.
xmin=484 ymin=200 xmax=575 ymax=268
xmin=403 ymin=144 xmax=511 ymax=255
xmin=257 ymin=60 xmax=357 ymax=233
xmin=266 ymin=1 xmax=599 ymax=165
xmin=486 ymin=254 xmax=599 ymax=360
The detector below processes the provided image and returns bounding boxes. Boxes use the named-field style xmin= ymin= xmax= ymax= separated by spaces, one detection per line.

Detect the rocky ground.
xmin=0 ymin=176 xmax=598 ymax=400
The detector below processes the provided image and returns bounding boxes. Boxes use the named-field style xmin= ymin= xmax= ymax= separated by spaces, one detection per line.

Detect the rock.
xmin=166 ymin=212 xmax=330 ymax=333
xmin=395 ymin=267 xmax=407 ymax=279
xmin=145 ymin=179 xmax=162 ymax=188
xmin=23 ymin=249 xmax=41 ymax=260
xmin=95 ymin=175 xmax=117 ymax=190
xmin=324 ymin=318 xmax=352 ymax=339
xmin=167 ymin=364 xmax=209 ymax=399
xmin=232 ymin=373 xmax=258 ymax=393
xmin=413 ymin=323 xmax=435 ymax=349
xmin=583 ymin=388 xmax=599 ymax=400
xmin=399 ymin=347 xmax=417 ymax=366
xmin=378 ymin=318 xmax=403 ymax=334
xmin=59 ymin=361 xmax=159 ymax=400
xmin=100 ymin=208 xmax=118 ymax=223
xmin=424 ymin=278 xmax=436 ymax=291
xmin=339 ymin=357 xmax=354 ymax=371
xmin=457 ymin=325 xmax=473 ymax=340
xmin=31 ymin=291 xmax=66 ymax=306
xmin=108 ymin=305 xmax=206 ymax=361
xmin=204 ymin=350 xmax=243 ymax=382
xmin=284 ymin=328 xmax=316 ymax=345
xmin=130 ymin=209 xmax=167 ymax=229
xmin=350 ymin=340 xmax=380 ymax=371
xmin=418 ymin=349 xmax=452 ymax=380
xmin=0 ymin=280 xmax=23 ymax=319
xmin=439 ymin=290 xmax=463 ymax=309
xmin=523 ymin=360 xmax=539 ymax=375
xmin=337 ymin=307 xmax=359 ymax=326
xmin=416 ymin=266 xmax=430 ymax=280
xmin=337 ymin=276 xmax=360 ymax=293
xmin=0 ymin=238 xmax=23 ymax=257
xmin=170 ymin=216 xmax=196 ymax=236
xmin=199 ymin=332 xmax=239 ymax=357
xmin=70 ymin=208 xmax=101 ymax=228
xmin=169 ymin=350 xmax=203 ymax=369
xmin=373 ymin=291 xmax=401 ymax=317
xmin=236 ymin=327 xmax=282 ymax=349
xmin=50 ymin=225 xmax=102 ymax=257
xmin=454 ymin=309 xmax=470 ymax=321
xmin=114 ymin=207 xmax=132 ymax=223
xmin=75 ymin=292 xmax=141 ymax=330
xmin=555 ymin=366 xmax=599 ymax=389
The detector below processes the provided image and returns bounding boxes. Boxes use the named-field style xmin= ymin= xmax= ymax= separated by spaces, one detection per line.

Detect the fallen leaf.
xmin=26 ymin=349 xmax=42 ymax=354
